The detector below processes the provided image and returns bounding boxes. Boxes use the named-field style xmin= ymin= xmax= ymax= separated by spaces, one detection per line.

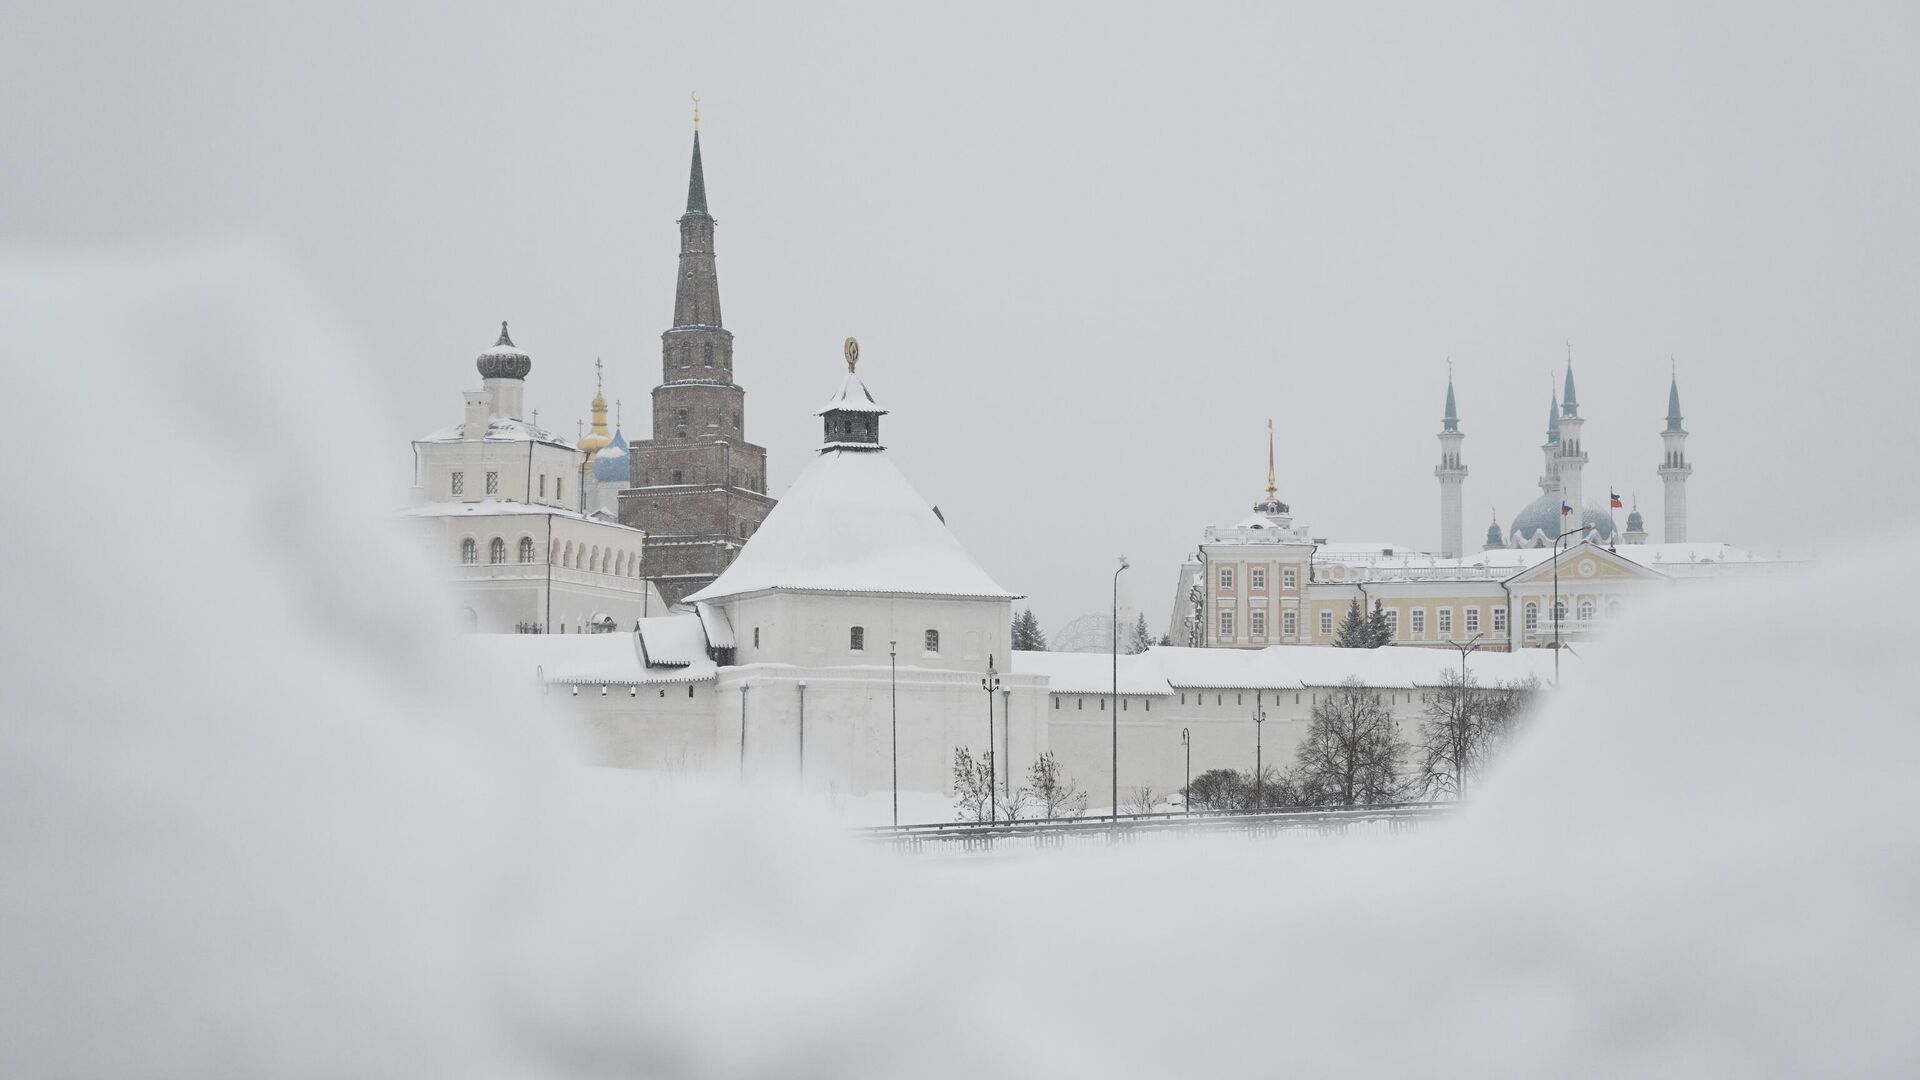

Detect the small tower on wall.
xmin=1555 ymin=353 xmax=1590 ymax=535
xmin=1435 ymin=373 xmax=1467 ymax=557
xmin=1659 ymin=372 xmax=1692 ymax=542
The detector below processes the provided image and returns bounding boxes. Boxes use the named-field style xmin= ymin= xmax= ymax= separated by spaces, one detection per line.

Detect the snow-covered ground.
xmin=5 ymin=252 xmax=1918 ymax=1076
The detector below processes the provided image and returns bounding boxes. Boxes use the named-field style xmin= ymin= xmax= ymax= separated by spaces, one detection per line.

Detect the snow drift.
xmin=2 ymin=250 xmax=1915 ymax=1076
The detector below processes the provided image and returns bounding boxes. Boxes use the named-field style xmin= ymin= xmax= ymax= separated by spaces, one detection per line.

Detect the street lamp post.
xmin=1552 ymin=523 xmax=1592 ymax=684
xmin=1112 ymin=555 xmax=1130 ymax=824
xmin=1253 ymin=691 xmax=1267 ymax=807
xmin=981 ymin=654 xmax=1002 ymax=824
xmin=797 ymin=680 xmax=806 ymax=785
xmin=889 ymin=640 xmax=898 ymax=827
xmin=1180 ymin=727 xmax=1192 ymax=815
xmin=1443 ymin=634 xmax=1483 ymax=796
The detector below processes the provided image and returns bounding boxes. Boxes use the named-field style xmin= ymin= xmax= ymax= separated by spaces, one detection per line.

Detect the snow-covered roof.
xmin=1014 ymin=645 xmax=1559 ymax=695
xmin=694 ymin=602 xmax=735 ymax=650
xmin=1010 ymin=651 xmax=1175 ymax=696
xmin=1314 ymin=540 xmax=1779 ymax=581
xmin=399 ymin=500 xmax=644 ymax=531
xmin=636 ymin=615 xmax=709 ymax=668
xmin=416 ymin=416 xmax=572 ymax=449
xmin=815 ymin=372 xmax=887 ymax=415
xmin=459 ymin=631 xmax=716 ymax=686
xmin=685 ymin=449 xmax=1019 ymax=603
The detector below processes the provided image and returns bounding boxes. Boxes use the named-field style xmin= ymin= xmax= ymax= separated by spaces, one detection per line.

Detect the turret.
xmin=1434 ymin=373 xmax=1467 ymax=557
xmin=1659 ymin=372 xmax=1692 ymax=541
xmin=817 ymin=338 xmax=886 ymax=451
xmin=1484 ymin=510 xmax=1505 ymax=552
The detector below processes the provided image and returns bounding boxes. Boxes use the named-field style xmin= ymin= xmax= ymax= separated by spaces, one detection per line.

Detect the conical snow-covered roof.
xmin=816 ymin=372 xmax=887 ymax=415
xmin=685 ymin=448 xmax=1018 ymax=602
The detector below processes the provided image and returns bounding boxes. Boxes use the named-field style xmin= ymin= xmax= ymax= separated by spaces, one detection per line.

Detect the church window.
xmin=1282 ymin=610 xmax=1297 ymax=638
xmin=451 ymin=471 xmax=464 ymax=496
xmin=1464 ymin=607 xmax=1480 ymax=634
xmin=1493 ymin=606 xmax=1507 ymax=632
xmin=1218 ymin=610 xmax=1234 ymax=638
xmin=1438 ymin=608 xmax=1452 ymax=636
xmin=489 ymin=537 xmax=505 ymax=564
xmin=1250 ymin=610 xmax=1265 ymax=637
xmin=1282 ymin=567 xmax=1297 ymax=589
xmin=1320 ymin=610 xmax=1334 ymax=636
xmin=1523 ymin=603 xmax=1537 ymax=631
xmin=924 ymin=629 xmax=940 ymax=654
xmin=849 ymin=626 xmax=865 ymax=652
xmin=1218 ymin=567 xmax=1234 ymax=590
xmin=1578 ymin=599 xmax=1595 ymax=622
xmin=485 ymin=471 xmax=499 ymax=495
xmin=1250 ymin=567 xmax=1265 ymax=590
xmin=460 ymin=538 xmax=477 ymax=564
xmin=519 ymin=537 xmax=535 ymax=563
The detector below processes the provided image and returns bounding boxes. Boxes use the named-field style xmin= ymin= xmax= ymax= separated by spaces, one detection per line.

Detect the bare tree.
xmin=1416 ymin=667 xmax=1506 ymax=799
xmin=951 ymin=747 xmax=995 ymax=822
xmin=1026 ymin=751 xmax=1088 ymax=819
xmin=1294 ymin=677 xmax=1406 ymax=805
xmin=1185 ymin=768 xmax=1246 ymax=811
xmin=1478 ymin=675 xmax=1542 ymax=763
xmin=1123 ymin=784 xmax=1158 ymax=815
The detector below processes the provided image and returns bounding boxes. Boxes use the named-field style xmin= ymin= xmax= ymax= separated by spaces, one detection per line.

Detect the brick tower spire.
xmin=619 ymin=122 xmax=777 ymax=605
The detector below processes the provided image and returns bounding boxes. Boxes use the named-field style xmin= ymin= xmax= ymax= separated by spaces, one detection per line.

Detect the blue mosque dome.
xmin=593 ymin=428 xmax=630 ymax=483
xmin=1486 ymin=519 xmax=1504 ymax=547
xmin=1626 ymin=506 xmax=1645 ymax=534
xmin=1509 ymin=492 xmax=1617 ymax=547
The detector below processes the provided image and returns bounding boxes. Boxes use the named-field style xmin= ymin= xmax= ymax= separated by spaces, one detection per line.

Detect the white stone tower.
xmin=1555 ymin=356 xmax=1589 ymax=537
xmin=1659 ymin=373 xmax=1691 ymax=542
xmin=1434 ymin=374 xmax=1467 ymax=557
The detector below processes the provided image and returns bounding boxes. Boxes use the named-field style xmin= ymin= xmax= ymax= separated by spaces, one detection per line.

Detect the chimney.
xmin=463 ymin=391 xmax=490 ymax=440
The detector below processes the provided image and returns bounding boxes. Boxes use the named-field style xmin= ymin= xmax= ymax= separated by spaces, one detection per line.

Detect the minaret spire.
xmin=1659 ymin=364 xmax=1692 ymax=541
xmin=1435 ymin=370 xmax=1467 ymax=557
xmin=1266 ymin=418 xmax=1277 ymax=501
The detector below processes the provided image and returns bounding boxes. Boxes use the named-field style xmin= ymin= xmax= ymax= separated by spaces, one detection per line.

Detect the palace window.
xmin=1320 ymin=610 xmax=1334 ymax=636
xmin=1464 ymin=607 xmax=1480 ymax=634
xmin=1524 ymin=603 xmax=1538 ymax=631
xmin=460 ymin=538 xmax=477 ymax=565
xmin=1250 ymin=610 xmax=1265 ymax=637
xmin=1250 ymin=567 xmax=1265 ymax=590
xmin=489 ymin=537 xmax=505 ymax=564
xmin=519 ymin=536 xmax=535 ymax=563
xmin=485 ymin=471 xmax=499 ymax=495
xmin=1411 ymin=609 xmax=1426 ymax=637
xmin=924 ymin=629 xmax=940 ymax=654
xmin=1608 ymin=599 xmax=1623 ymax=618
xmin=1493 ymin=606 xmax=1507 ymax=633
xmin=1384 ymin=609 xmax=1399 ymax=636
xmin=1282 ymin=567 xmax=1297 ymax=589
xmin=1282 ymin=610 xmax=1297 ymax=637
xmin=1437 ymin=608 xmax=1452 ymax=636
xmin=1579 ymin=599 xmax=1595 ymax=622
xmin=1218 ymin=567 xmax=1234 ymax=590
xmin=451 ymin=471 xmax=464 ymax=496
xmin=1554 ymin=600 xmax=1567 ymax=623
xmin=849 ymin=626 xmax=865 ymax=652
xmin=1219 ymin=610 xmax=1234 ymax=638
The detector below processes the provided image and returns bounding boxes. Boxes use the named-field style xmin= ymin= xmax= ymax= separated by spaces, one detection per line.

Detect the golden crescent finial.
xmin=844 ymin=336 xmax=860 ymax=372
xmin=692 ymin=91 xmax=701 ymax=131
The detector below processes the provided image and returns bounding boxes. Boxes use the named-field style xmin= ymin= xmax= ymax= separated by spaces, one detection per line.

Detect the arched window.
xmin=924 ymin=629 xmax=940 ymax=655
xmin=489 ymin=537 xmax=505 ymax=564
xmin=1607 ymin=598 xmax=1623 ymax=618
xmin=460 ymin=538 xmax=477 ymax=565
xmin=1524 ymin=602 xmax=1538 ymax=631
xmin=1578 ymin=599 xmax=1595 ymax=622
xmin=850 ymin=626 xmax=865 ymax=652
xmin=519 ymin=536 xmax=535 ymax=563
xmin=1554 ymin=600 xmax=1567 ymax=623
xmin=590 ymin=546 xmax=601 ymax=573
xmin=562 ymin=541 xmax=573 ymax=568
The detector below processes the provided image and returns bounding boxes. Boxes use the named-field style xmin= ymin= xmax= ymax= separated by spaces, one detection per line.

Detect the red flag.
xmin=1610 ymin=491 xmax=1623 ymax=509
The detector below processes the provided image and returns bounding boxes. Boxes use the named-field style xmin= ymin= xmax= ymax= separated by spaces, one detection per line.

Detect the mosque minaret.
xmin=1554 ymin=357 xmax=1590 ymax=539
xmin=1659 ymin=373 xmax=1691 ymax=542
xmin=1434 ymin=374 xmax=1467 ymax=558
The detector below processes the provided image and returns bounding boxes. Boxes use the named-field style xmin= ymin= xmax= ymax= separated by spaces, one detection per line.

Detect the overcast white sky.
xmin=7 ymin=2 xmax=1915 ymax=632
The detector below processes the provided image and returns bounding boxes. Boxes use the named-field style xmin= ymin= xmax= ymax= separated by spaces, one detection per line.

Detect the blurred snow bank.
xmin=3 ymin=251 xmax=1916 ymax=1077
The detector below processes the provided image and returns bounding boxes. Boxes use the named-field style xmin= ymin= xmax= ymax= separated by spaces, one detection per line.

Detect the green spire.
xmin=685 ymin=131 xmax=709 ymax=215
xmin=1666 ymin=374 xmax=1684 ymax=432
xmin=1547 ymin=393 xmax=1560 ymax=442
xmin=1442 ymin=376 xmax=1459 ymax=432
xmin=1562 ymin=359 xmax=1580 ymax=417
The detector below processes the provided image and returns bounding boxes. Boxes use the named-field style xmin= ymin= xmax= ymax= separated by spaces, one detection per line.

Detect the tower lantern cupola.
xmin=817 ymin=337 xmax=887 ymax=451
xmin=476 ymin=321 xmax=531 ymax=419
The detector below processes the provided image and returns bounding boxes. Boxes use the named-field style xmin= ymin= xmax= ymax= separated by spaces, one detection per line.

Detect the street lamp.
xmin=1180 ymin=727 xmax=1192 ymax=816
xmin=1253 ymin=691 xmax=1267 ymax=807
xmin=1552 ymin=522 xmax=1592 ymax=684
xmin=889 ymin=640 xmax=898 ymax=828
xmin=982 ymin=654 xmax=1002 ymax=824
xmin=1112 ymin=554 xmax=1130 ymax=823
xmin=1443 ymin=634 xmax=1483 ymax=796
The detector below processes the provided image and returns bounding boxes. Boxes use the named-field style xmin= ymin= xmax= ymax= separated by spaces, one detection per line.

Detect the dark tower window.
xmin=703 ymin=343 xmax=713 ymax=367
xmin=679 ymin=343 xmax=691 ymax=367
xmin=671 ymin=470 xmax=683 ymax=484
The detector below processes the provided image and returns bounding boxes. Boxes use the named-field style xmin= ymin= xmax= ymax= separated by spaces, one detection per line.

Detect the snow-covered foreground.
xmin=5 ymin=252 xmax=1918 ymax=1076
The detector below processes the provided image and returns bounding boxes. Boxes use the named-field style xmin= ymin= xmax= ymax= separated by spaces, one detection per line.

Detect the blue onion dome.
xmin=593 ymin=429 xmax=630 ymax=482
xmin=1509 ymin=492 xmax=1618 ymax=547
xmin=477 ymin=321 xmax=531 ymax=380
xmin=1626 ymin=507 xmax=1645 ymax=534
